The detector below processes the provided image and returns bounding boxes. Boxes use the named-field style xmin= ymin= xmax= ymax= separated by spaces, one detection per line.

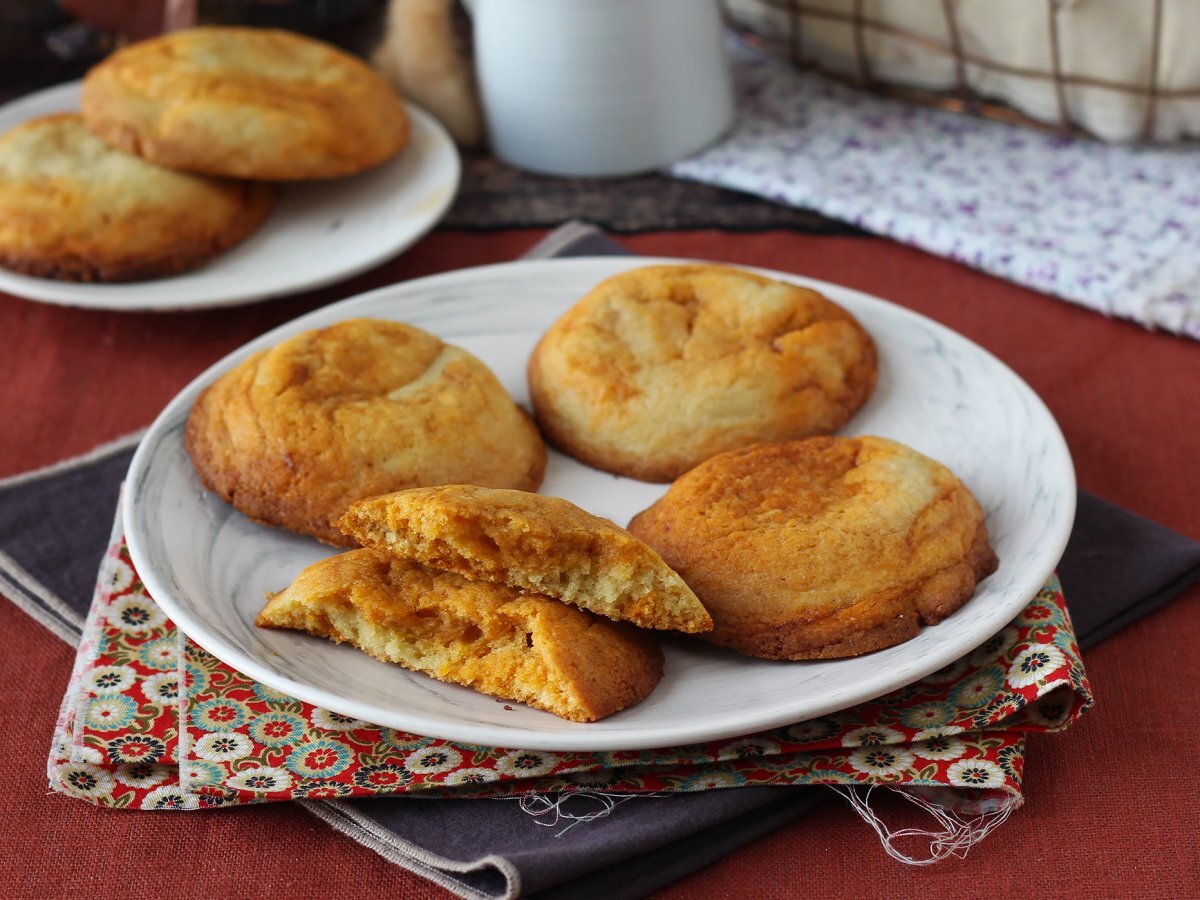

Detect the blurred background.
xmin=0 ymin=1 xmax=391 ymax=102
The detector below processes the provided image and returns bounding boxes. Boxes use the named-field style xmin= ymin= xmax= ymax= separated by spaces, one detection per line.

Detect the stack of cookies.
xmin=259 ymin=486 xmax=711 ymax=723
xmin=184 ymin=264 xmax=998 ymax=722
xmin=0 ymin=27 xmax=410 ymax=283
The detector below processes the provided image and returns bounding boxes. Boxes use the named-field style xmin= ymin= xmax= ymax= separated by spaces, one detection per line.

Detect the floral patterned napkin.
xmin=668 ymin=47 xmax=1200 ymax=339
xmin=49 ymin=508 xmax=1092 ymax=816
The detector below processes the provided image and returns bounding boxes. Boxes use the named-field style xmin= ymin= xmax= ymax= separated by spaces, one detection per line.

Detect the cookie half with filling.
xmin=258 ymin=548 xmax=664 ymax=722
xmin=339 ymin=485 xmax=712 ymax=634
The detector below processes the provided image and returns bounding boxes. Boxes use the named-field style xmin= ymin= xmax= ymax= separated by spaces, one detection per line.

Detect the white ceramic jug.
xmin=463 ymin=0 xmax=735 ymax=177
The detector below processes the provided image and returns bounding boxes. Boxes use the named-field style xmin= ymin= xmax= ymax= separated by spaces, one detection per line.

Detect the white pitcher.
xmin=463 ymin=0 xmax=735 ymax=177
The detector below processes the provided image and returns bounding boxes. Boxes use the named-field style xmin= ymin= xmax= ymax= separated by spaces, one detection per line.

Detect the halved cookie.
xmin=82 ymin=27 xmax=410 ymax=180
xmin=528 ymin=264 xmax=878 ymax=482
xmin=258 ymin=549 xmax=663 ymax=722
xmin=0 ymin=114 xmax=273 ymax=282
xmin=185 ymin=319 xmax=546 ymax=545
xmin=628 ymin=436 xmax=998 ymax=659
xmin=339 ymin=485 xmax=712 ymax=634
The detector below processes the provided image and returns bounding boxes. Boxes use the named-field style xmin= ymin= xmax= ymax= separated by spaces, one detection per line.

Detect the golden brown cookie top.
xmin=0 ymin=113 xmax=274 ymax=282
xmin=82 ymin=27 xmax=410 ymax=180
xmin=339 ymin=484 xmax=713 ymax=634
xmin=258 ymin=548 xmax=664 ymax=722
xmin=645 ymin=435 xmax=944 ymax=530
xmin=185 ymin=319 xmax=546 ymax=545
xmin=628 ymin=436 xmax=997 ymax=659
xmin=527 ymin=264 xmax=877 ymax=482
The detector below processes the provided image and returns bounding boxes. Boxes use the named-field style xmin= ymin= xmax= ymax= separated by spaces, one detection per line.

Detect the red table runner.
xmin=4 ymin=228 xmax=1198 ymax=898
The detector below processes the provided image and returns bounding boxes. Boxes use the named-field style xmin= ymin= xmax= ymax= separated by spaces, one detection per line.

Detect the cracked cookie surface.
xmin=82 ymin=27 xmax=410 ymax=180
xmin=528 ymin=264 xmax=877 ymax=482
xmin=186 ymin=318 xmax=546 ymax=545
xmin=628 ymin=436 xmax=998 ymax=659
xmin=0 ymin=113 xmax=273 ymax=281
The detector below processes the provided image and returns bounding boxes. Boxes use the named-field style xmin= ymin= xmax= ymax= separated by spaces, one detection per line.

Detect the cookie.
xmin=527 ymin=264 xmax=878 ymax=482
xmin=0 ymin=114 xmax=274 ymax=282
xmin=257 ymin=548 xmax=664 ymax=722
xmin=82 ymin=27 xmax=410 ymax=180
xmin=627 ymin=436 xmax=998 ymax=659
xmin=338 ymin=485 xmax=713 ymax=633
xmin=185 ymin=319 xmax=546 ymax=545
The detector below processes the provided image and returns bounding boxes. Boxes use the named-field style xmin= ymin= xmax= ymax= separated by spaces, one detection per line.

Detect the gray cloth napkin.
xmin=4 ymin=223 xmax=1198 ymax=899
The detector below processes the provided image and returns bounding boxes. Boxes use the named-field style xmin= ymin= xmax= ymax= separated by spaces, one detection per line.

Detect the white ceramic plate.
xmin=124 ymin=257 xmax=1075 ymax=751
xmin=0 ymin=82 xmax=459 ymax=311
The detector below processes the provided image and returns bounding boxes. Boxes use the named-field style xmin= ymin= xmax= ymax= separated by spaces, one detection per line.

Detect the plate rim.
xmin=124 ymin=255 xmax=1077 ymax=751
xmin=0 ymin=80 xmax=461 ymax=311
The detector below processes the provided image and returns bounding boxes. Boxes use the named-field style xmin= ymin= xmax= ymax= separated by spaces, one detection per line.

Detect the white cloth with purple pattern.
xmin=668 ymin=49 xmax=1200 ymax=339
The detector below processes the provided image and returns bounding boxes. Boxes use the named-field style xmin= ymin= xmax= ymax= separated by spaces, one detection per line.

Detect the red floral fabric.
xmin=48 ymin=526 xmax=1092 ymax=812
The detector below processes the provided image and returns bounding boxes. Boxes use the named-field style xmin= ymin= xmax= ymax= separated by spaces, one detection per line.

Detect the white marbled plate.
xmin=0 ymin=82 xmax=459 ymax=311
xmin=124 ymin=257 xmax=1075 ymax=751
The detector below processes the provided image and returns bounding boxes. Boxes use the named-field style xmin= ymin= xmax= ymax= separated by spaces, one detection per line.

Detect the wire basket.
xmin=720 ymin=0 xmax=1197 ymax=142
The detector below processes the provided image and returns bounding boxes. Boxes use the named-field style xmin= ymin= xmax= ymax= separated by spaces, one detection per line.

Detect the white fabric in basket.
xmin=722 ymin=0 xmax=1200 ymax=143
